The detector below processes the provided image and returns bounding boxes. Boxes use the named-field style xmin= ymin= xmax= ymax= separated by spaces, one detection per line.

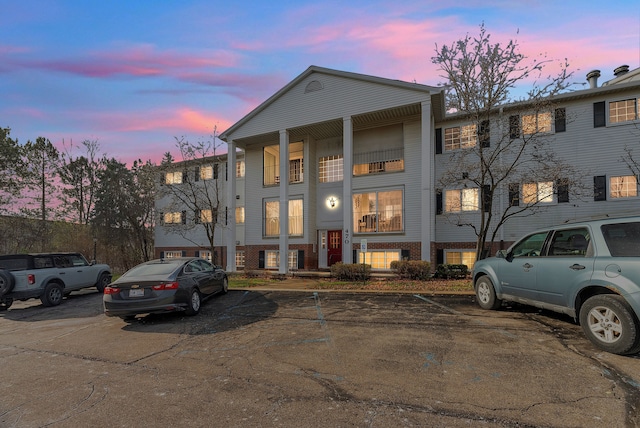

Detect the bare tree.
xmin=157 ymin=128 xmax=228 ymax=264
xmin=432 ymin=24 xmax=585 ymax=260
xmin=59 ymin=139 xmax=104 ymax=224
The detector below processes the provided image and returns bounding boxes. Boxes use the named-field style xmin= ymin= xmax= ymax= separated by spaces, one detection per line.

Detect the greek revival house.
xmin=155 ymin=64 xmax=640 ymax=273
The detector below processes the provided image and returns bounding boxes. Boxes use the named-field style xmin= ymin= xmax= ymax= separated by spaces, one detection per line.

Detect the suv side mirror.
xmin=496 ymin=250 xmax=508 ymax=259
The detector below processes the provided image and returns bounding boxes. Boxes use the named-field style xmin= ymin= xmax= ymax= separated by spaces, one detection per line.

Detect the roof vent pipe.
xmin=614 ymin=65 xmax=629 ymax=77
xmin=586 ymin=70 xmax=601 ymax=88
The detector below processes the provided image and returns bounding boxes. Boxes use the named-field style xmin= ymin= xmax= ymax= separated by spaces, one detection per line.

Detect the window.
xmin=353 ymin=190 xmax=403 ymax=233
xmin=264 ymin=199 xmax=303 ymax=237
xmin=263 ymin=141 xmax=304 ymax=185
xmin=445 ymin=251 xmax=476 ymax=269
xmin=444 ymin=188 xmax=479 ymax=213
xmin=510 ymin=231 xmax=549 ymax=258
xmin=522 ymin=181 xmax=554 ymax=204
xmin=548 ymin=228 xmax=590 ymax=257
xmin=164 ymin=251 xmax=183 ymax=259
xmin=352 ymin=148 xmax=404 ymax=176
xmin=264 ymin=250 xmax=298 ymax=269
xmin=522 ymin=112 xmax=551 ymax=135
xmin=609 ymin=99 xmax=638 ymax=124
xmin=235 ymin=207 xmax=245 ymax=224
xmin=199 ymin=166 xmax=213 ymax=181
xmin=164 ymin=211 xmax=185 ymax=224
xmin=199 ymin=251 xmax=212 ymax=262
xmin=319 ymin=155 xmax=344 ymax=182
xmin=610 ymin=175 xmax=638 ymax=198
xmin=602 ymin=222 xmax=640 ymax=257
xmin=509 ymin=115 xmax=520 ymax=139
xmin=236 ymin=160 xmax=245 ymax=178
xmin=444 ymin=124 xmax=476 ymax=151
xmin=358 ymin=250 xmax=400 ymax=270
xmin=197 ymin=209 xmax=214 ymax=223
xmin=165 ymin=171 xmax=183 ymax=184
xmin=235 ymin=251 xmax=245 ymax=268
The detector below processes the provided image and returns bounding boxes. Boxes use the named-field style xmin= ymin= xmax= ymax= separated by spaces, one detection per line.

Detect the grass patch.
xmin=229 ymin=275 xmax=473 ymax=292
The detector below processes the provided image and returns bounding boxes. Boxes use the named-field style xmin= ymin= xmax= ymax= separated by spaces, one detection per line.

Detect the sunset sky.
xmin=2 ymin=0 xmax=639 ymax=165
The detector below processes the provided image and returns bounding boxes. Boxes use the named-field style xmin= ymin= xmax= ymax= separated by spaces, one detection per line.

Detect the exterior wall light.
xmin=326 ymin=196 xmax=339 ymax=209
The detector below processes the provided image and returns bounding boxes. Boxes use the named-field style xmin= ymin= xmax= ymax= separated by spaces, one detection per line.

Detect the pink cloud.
xmin=11 ymin=44 xmax=243 ymax=78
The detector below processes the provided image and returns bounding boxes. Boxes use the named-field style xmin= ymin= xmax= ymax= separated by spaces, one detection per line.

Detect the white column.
xmin=342 ymin=116 xmax=353 ymax=264
xmin=226 ymin=141 xmax=237 ymax=272
xmin=421 ymin=99 xmax=433 ymax=262
xmin=279 ymin=130 xmax=290 ymax=274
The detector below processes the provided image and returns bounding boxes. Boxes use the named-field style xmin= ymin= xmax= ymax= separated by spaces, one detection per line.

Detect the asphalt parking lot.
xmin=1 ymin=289 xmax=639 ymax=427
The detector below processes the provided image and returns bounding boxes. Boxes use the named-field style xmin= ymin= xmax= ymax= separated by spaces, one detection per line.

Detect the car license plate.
xmin=129 ymin=289 xmax=144 ymax=297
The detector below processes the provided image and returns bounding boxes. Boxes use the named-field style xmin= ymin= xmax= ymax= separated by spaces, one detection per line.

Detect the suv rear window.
xmin=601 ymin=222 xmax=640 ymax=257
xmin=0 ymin=258 xmax=29 ymax=270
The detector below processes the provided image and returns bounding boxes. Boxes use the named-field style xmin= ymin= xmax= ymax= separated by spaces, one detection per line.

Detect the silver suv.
xmin=472 ymin=216 xmax=640 ymax=355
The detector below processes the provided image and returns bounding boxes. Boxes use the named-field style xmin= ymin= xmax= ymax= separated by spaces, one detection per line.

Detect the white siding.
xmin=227 ymin=72 xmax=430 ymax=141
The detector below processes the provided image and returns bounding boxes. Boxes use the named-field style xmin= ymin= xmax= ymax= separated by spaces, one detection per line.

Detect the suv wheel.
xmin=0 ymin=269 xmax=15 ymax=296
xmin=579 ymin=295 xmax=640 ymax=355
xmin=41 ymin=283 xmax=64 ymax=307
xmin=475 ymin=275 xmax=503 ymax=310
xmin=96 ymin=273 xmax=110 ymax=293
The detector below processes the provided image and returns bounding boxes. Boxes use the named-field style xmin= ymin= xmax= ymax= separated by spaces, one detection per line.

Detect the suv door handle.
xmin=570 ymin=264 xmax=585 ymax=270
xmin=522 ymin=263 xmax=533 ymax=269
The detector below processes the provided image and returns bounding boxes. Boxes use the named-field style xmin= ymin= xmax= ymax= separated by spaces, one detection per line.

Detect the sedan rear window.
xmin=601 ymin=222 xmax=640 ymax=257
xmin=122 ymin=261 xmax=182 ymax=277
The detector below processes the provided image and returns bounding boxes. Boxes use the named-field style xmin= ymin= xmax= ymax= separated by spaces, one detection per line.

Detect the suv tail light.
xmin=27 ymin=274 xmax=35 ymax=285
xmin=152 ymin=282 xmax=179 ymax=291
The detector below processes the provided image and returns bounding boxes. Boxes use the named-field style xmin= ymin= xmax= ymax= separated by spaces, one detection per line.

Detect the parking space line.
xmin=413 ymin=294 xmax=517 ymax=339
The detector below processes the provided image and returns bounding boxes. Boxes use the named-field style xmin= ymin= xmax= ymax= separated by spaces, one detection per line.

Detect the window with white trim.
xmin=235 ymin=251 xmax=245 ymax=268
xmin=164 ymin=212 xmax=183 ymax=224
xmin=200 ymin=166 xmax=213 ymax=180
xmin=522 ymin=112 xmax=552 ymax=134
xmin=197 ymin=209 xmax=214 ymax=223
xmin=264 ymin=199 xmax=303 ymax=237
xmin=444 ymin=124 xmax=476 ymax=151
xmin=358 ymin=250 xmax=400 ymax=269
xmin=165 ymin=171 xmax=183 ymax=184
xmin=445 ymin=251 xmax=476 ymax=269
xmin=264 ymin=250 xmax=298 ymax=269
xmin=609 ymin=99 xmax=638 ymax=124
xmin=199 ymin=251 xmax=212 ymax=262
xmin=610 ymin=175 xmax=638 ymax=198
xmin=236 ymin=160 xmax=245 ymax=178
xmin=522 ymin=181 xmax=554 ymax=204
xmin=445 ymin=188 xmax=479 ymax=212
xmin=319 ymin=155 xmax=343 ymax=183
xmin=164 ymin=251 xmax=182 ymax=259
xmin=235 ymin=207 xmax=245 ymax=224
xmin=353 ymin=189 xmax=403 ymax=233
xmin=263 ymin=141 xmax=304 ymax=185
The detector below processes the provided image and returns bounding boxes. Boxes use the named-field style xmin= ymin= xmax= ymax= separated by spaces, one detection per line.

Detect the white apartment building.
xmin=155 ymin=65 xmax=640 ymax=273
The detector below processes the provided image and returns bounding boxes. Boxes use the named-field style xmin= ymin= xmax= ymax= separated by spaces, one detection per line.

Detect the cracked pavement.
xmin=0 ymin=289 xmax=639 ymax=427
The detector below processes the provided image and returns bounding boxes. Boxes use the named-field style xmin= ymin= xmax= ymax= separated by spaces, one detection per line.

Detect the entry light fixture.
xmin=326 ymin=196 xmax=339 ymax=209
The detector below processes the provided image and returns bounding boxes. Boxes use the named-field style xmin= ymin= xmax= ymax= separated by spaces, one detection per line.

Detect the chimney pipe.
xmin=586 ymin=70 xmax=601 ymax=89
xmin=614 ymin=65 xmax=629 ymax=77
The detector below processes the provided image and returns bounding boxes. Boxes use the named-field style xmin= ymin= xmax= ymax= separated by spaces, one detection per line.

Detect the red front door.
xmin=327 ymin=230 xmax=342 ymax=266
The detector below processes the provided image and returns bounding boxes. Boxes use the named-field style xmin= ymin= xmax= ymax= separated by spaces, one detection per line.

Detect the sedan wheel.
xmin=222 ymin=277 xmax=229 ymax=294
xmin=579 ymin=294 xmax=640 ymax=355
xmin=185 ymin=289 xmax=201 ymax=316
xmin=475 ymin=275 xmax=502 ymax=310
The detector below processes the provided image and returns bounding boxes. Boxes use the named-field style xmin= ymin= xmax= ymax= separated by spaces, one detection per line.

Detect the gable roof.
xmin=219 ymin=65 xmax=444 ymax=143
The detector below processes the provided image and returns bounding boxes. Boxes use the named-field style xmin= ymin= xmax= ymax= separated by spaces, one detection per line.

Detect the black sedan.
xmin=103 ymin=257 xmax=228 ymax=320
